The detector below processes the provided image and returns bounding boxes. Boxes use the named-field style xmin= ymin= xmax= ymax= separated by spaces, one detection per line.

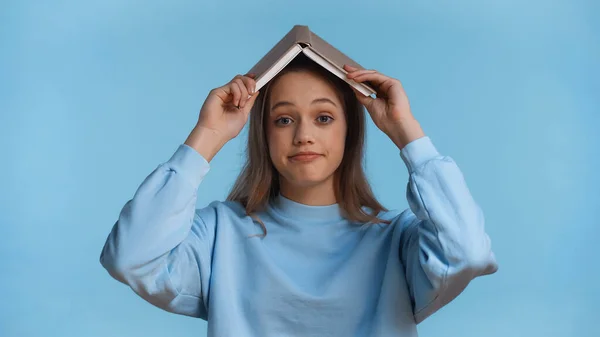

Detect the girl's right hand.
xmin=196 ymin=73 xmax=260 ymax=142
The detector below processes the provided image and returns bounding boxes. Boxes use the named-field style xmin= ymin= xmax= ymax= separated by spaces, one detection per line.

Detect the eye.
xmin=275 ymin=117 xmax=293 ymax=126
xmin=317 ymin=115 xmax=334 ymax=124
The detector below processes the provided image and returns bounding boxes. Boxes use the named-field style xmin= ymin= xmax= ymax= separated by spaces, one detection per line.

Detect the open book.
xmin=248 ymin=25 xmax=376 ymax=97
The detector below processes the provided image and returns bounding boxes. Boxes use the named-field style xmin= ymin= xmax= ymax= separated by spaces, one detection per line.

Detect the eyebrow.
xmin=270 ymin=98 xmax=338 ymax=111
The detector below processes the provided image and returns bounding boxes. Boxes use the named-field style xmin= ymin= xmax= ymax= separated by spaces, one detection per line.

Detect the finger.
xmin=212 ymin=84 xmax=233 ymax=104
xmin=230 ymin=81 xmax=242 ymax=108
xmin=244 ymin=72 xmax=256 ymax=79
xmin=343 ymin=64 xmax=361 ymax=73
xmin=351 ymin=72 xmax=395 ymax=90
xmin=239 ymin=75 xmax=257 ymax=96
xmin=241 ymin=90 xmax=260 ymax=116
xmin=233 ymin=78 xmax=249 ymax=108
xmin=346 ymin=69 xmax=378 ymax=79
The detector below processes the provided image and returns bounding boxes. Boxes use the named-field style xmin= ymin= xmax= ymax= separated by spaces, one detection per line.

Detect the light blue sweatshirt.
xmin=100 ymin=136 xmax=498 ymax=336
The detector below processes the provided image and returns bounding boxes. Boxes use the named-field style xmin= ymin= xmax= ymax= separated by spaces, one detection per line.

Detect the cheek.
xmin=267 ymin=129 xmax=287 ymax=165
xmin=328 ymin=123 xmax=347 ymax=161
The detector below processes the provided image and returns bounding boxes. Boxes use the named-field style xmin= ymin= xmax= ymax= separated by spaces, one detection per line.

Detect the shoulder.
xmin=358 ymin=204 xmax=403 ymax=223
xmin=370 ymin=207 xmax=418 ymax=230
xmin=193 ymin=199 xmax=249 ymax=227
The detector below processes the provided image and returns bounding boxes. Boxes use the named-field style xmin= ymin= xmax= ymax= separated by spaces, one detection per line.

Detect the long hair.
xmin=226 ymin=54 xmax=390 ymax=236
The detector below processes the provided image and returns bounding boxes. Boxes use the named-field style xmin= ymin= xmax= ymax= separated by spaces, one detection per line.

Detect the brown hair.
xmin=226 ymin=54 xmax=390 ymax=236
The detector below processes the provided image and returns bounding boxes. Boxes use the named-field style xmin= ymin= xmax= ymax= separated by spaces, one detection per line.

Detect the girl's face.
xmin=266 ymin=71 xmax=347 ymax=191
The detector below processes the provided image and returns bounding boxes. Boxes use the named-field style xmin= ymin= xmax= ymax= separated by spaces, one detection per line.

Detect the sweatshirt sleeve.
xmin=99 ymin=144 xmax=214 ymax=320
xmin=396 ymin=136 xmax=498 ymax=324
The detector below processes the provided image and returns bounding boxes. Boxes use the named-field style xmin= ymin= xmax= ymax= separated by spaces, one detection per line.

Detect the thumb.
xmin=241 ymin=90 xmax=260 ymax=116
xmin=350 ymin=86 xmax=374 ymax=108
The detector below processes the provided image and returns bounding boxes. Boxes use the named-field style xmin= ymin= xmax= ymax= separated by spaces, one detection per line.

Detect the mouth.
xmin=288 ymin=153 xmax=322 ymax=162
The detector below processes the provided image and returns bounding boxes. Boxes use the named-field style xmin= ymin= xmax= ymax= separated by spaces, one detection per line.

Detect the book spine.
xmin=295 ymin=25 xmax=313 ymax=46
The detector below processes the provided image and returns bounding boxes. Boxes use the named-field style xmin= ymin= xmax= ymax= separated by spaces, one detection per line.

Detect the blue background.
xmin=1 ymin=1 xmax=598 ymax=336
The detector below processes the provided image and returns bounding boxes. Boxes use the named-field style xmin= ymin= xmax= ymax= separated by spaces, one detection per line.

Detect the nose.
xmin=293 ymin=119 xmax=315 ymax=145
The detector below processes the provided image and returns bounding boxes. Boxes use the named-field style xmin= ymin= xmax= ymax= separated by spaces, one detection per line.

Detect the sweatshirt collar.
xmin=270 ymin=193 xmax=345 ymax=223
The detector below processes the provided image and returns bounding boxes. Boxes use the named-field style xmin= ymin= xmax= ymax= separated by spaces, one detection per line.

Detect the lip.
xmin=289 ymin=152 xmax=322 ymax=162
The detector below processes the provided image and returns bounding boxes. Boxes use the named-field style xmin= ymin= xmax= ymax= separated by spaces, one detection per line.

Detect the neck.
xmin=278 ymin=175 xmax=337 ymax=206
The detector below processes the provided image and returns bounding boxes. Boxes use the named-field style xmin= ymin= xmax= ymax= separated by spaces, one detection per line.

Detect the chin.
xmin=290 ymin=177 xmax=328 ymax=188
xmin=276 ymin=160 xmax=339 ymax=188
xmin=283 ymin=171 xmax=334 ymax=188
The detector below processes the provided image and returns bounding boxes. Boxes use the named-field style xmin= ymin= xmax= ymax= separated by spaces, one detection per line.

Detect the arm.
xmin=342 ymin=65 xmax=497 ymax=322
xmin=99 ymin=140 xmax=216 ymax=319
xmin=395 ymin=135 xmax=498 ymax=323
xmin=100 ymin=73 xmax=258 ymax=318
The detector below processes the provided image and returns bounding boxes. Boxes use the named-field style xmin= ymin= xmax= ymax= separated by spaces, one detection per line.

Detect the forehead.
xmin=268 ymin=71 xmax=342 ymax=107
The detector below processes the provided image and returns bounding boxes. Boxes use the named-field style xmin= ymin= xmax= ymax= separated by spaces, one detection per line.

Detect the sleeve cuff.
xmin=166 ymin=144 xmax=211 ymax=188
xmin=399 ymin=136 xmax=441 ymax=173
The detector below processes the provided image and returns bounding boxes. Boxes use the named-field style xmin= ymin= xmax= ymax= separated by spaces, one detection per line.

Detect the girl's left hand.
xmin=344 ymin=64 xmax=417 ymax=135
